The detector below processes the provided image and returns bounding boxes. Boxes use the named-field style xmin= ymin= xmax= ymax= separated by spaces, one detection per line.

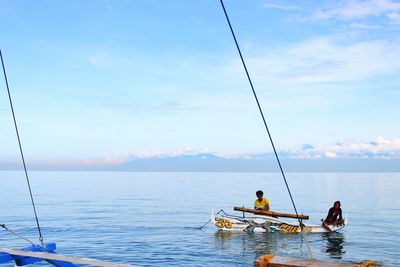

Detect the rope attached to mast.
xmin=218 ymin=0 xmax=313 ymax=258
xmin=0 ymin=224 xmax=36 ymax=246
xmin=0 ymin=49 xmax=44 ymax=246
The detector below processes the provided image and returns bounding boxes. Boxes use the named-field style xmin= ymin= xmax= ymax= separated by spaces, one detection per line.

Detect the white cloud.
xmin=127 ymin=136 xmax=400 ymax=161
xmin=47 ymin=156 xmax=127 ymax=167
xmin=262 ymin=2 xmax=302 ymax=11
xmin=349 ymin=22 xmax=380 ymax=29
xmin=313 ymin=0 xmax=400 ymax=21
xmin=130 ymin=150 xmax=166 ymax=159
xmin=128 ymin=146 xmax=216 ymax=159
xmin=81 ymin=157 xmax=126 ymax=166
xmin=130 ymin=148 xmax=191 ymax=159
xmin=88 ymin=52 xmax=128 ymax=67
xmin=387 ymin=12 xmax=400 ymax=22
xmin=117 ymin=136 xmax=400 ymax=162
xmin=293 ymin=136 xmax=400 ymax=159
xmin=325 ymin=151 xmax=338 ymax=158
xmin=223 ymin=151 xmax=252 ymax=159
xmin=377 ymin=135 xmax=391 ymax=145
xmin=223 ymin=37 xmax=400 ymax=84
xmin=44 ymin=136 xmax=400 ymax=168
xmin=200 ymin=147 xmax=213 ymax=153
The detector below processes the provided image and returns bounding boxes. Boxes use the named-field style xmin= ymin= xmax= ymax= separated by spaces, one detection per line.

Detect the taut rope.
xmin=0 ymin=49 xmax=44 ymax=246
xmin=218 ymin=1 xmax=313 ymax=259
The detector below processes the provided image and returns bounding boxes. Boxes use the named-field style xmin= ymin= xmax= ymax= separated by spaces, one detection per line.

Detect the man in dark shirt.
xmin=322 ymin=201 xmax=344 ymax=232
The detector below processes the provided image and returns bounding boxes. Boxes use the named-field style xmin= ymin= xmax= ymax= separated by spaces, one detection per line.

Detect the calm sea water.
xmin=0 ymin=171 xmax=399 ymax=266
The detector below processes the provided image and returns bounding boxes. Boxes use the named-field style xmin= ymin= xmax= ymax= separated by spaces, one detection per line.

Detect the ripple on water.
xmin=0 ymin=171 xmax=399 ymax=266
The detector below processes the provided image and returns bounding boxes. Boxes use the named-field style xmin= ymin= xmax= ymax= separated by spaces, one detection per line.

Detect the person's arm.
xmin=338 ymin=208 xmax=343 ymax=221
xmin=254 ymin=200 xmax=260 ymax=210
xmin=325 ymin=207 xmax=333 ymax=221
xmin=265 ymin=203 xmax=270 ymax=211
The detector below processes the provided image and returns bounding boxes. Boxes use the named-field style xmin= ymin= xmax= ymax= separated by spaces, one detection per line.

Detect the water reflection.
xmin=322 ymin=232 xmax=346 ymax=259
xmin=213 ymin=230 xmax=347 ymax=261
xmin=212 ymin=230 xmax=308 ymax=259
xmin=214 ymin=231 xmax=279 ymax=253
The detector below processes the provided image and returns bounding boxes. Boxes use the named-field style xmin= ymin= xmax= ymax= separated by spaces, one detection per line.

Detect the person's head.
xmin=334 ymin=201 xmax=341 ymax=209
xmin=256 ymin=190 xmax=264 ymax=200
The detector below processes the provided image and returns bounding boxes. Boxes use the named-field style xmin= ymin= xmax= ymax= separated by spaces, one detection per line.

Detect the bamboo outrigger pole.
xmin=0 ymin=247 xmax=135 ymax=267
xmin=234 ymin=207 xmax=309 ymax=220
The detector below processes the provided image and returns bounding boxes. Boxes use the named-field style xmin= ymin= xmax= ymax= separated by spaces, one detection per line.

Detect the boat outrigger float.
xmin=212 ymin=207 xmax=347 ymax=233
xmin=0 ymin=242 xmax=134 ymax=267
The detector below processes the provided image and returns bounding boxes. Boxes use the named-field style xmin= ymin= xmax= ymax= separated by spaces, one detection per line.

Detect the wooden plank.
xmin=0 ymin=248 xmax=136 ymax=267
xmin=15 ymin=243 xmax=58 ymax=266
xmin=234 ymin=207 xmax=309 ymax=220
xmin=45 ymin=258 xmax=77 ymax=267
xmin=254 ymin=255 xmax=386 ymax=267
xmin=270 ymin=256 xmax=355 ymax=267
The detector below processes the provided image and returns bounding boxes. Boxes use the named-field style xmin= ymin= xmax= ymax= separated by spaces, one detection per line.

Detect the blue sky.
xmin=0 ymin=0 xmax=399 ymax=167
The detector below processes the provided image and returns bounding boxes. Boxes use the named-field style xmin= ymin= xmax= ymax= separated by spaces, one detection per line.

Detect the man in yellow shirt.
xmin=254 ymin=190 xmax=270 ymax=211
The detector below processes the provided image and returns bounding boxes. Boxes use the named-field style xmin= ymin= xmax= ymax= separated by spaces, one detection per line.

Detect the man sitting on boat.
xmin=322 ymin=201 xmax=344 ymax=232
xmin=254 ymin=190 xmax=270 ymax=211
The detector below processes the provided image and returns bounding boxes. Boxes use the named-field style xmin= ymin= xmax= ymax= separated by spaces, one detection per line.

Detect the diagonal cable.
xmin=218 ymin=0 xmax=313 ymax=258
xmin=0 ymin=49 xmax=44 ymax=246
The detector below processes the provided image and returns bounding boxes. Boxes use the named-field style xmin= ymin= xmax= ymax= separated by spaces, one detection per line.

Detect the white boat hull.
xmin=211 ymin=210 xmax=347 ymax=233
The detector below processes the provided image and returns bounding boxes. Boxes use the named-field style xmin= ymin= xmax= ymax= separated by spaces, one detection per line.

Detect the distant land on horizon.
xmin=1 ymin=153 xmax=399 ymax=172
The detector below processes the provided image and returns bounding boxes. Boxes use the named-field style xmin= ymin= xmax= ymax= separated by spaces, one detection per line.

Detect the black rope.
xmin=218 ymin=0 xmax=301 ymax=222
xmin=0 ymin=224 xmax=36 ymax=246
xmin=219 ymin=1 xmax=314 ymax=258
xmin=0 ymin=49 xmax=44 ymax=246
xmin=196 ymin=210 xmax=224 ymax=230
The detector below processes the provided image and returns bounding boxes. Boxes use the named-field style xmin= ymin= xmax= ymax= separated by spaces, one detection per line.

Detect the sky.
xmin=0 ymin=0 xmax=399 ymax=168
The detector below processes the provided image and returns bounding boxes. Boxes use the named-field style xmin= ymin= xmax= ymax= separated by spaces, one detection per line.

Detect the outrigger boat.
xmin=212 ymin=207 xmax=347 ymax=233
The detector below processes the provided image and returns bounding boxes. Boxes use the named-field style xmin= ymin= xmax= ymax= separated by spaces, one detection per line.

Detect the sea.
xmin=0 ymin=171 xmax=399 ymax=266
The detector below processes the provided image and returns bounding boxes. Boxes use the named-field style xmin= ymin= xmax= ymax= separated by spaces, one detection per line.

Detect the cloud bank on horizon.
xmin=0 ymin=0 xmax=399 ymax=168
xmin=59 ymin=135 xmax=400 ymax=167
xmin=290 ymin=135 xmax=400 ymax=160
